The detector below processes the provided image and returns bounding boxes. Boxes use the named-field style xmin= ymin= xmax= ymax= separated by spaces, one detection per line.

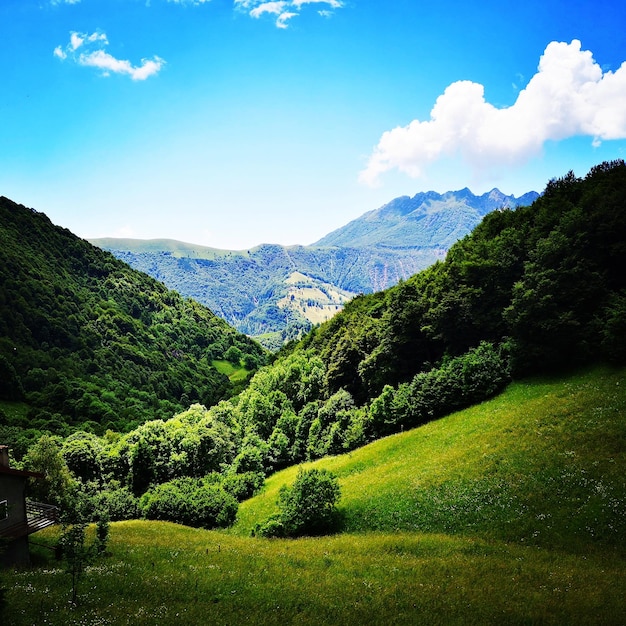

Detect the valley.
xmin=1 ymin=161 xmax=625 ymax=625
xmin=92 ymin=187 xmax=536 ymax=347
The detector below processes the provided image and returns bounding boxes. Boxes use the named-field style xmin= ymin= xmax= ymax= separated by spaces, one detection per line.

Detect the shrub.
xmin=140 ymin=481 xmax=187 ymax=523
xmin=230 ymin=444 xmax=266 ymax=475
xmin=95 ymin=486 xmax=140 ymax=521
xmin=189 ymin=484 xmax=238 ymax=528
xmin=140 ymin=478 xmax=238 ymax=529
xmin=222 ymin=471 xmax=265 ymax=501
xmin=62 ymin=432 xmax=104 ymax=483
xmin=57 ymin=519 xmax=109 ymax=604
xmin=255 ymin=468 xmax=341 ymax=538
xmin=224 ymin=346 xmax=243 ymax=365
xmin=600 ymin=290 xmax=626 ymax=364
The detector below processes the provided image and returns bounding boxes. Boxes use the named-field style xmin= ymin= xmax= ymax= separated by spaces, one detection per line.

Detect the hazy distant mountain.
xmin=313 ymin=188 xmax=539 ymax=249
xmin=90 ymin=241 xmax=442 ymax=349
xmin=92 ymin=187 xmax=537 ymax=348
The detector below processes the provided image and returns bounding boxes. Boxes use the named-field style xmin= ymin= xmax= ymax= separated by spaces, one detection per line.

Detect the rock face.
xmin=93 ymin=188 xmax=538 ymax=348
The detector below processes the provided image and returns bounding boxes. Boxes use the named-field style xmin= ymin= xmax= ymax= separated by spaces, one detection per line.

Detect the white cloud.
xmin=54 ymin=31 xmax=165 ymax=81
xmin=276 ymin=11 xmax=298 ymax=28
xmin=78 ymin=50 xmax=165 ymax=80
xmin=235 ymin=0 xmax=342 ymax=28
xmin=291 ymin=0 xmax=342 ymax=8
xmin=250 ymin=1 xmax=287 ymax=17
xmin=72 ymin=31 xmax=108 ymax=50
xmin=360 ymin=40 xmax=626 ymax=187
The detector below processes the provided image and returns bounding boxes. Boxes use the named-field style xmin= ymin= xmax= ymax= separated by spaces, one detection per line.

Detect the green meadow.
xmin=211 ymin=359 xmax=252 ymax=384
xmin=4 ymin=366 xmax=625 ymax=625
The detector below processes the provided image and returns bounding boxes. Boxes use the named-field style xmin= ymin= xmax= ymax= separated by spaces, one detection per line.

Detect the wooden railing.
xmin=26 ymin=501 xmax=59 ymax=533
xmin=0 ymin=500 xmax=59 ymax=539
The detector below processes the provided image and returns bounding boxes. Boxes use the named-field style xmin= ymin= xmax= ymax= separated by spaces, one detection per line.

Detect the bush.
xmin=600 ymin=290 xmax=626 ymax=364
xmin=230 ymin=444 xmax=266 ymax=475
xmin=58 ymin=519 xmax=109 ymax=604
xmin=140 ymin=478 xmax=238 ymax=529
xmin=95 ymin=486 xmax=140 ymax=521
xmin=190 ymin=484 xmax=238 ymax=528
xmin=222 ymin=471 xmax=265 ymax=501
xmin=255 ymin=468 xmax=341 ymax=538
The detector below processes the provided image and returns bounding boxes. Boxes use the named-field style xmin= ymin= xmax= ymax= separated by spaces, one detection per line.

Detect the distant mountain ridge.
xmin=93 ymin=187 xmax=538 ymax=348
xmin=313 ymin=188 xmax=539 ymax=248
xmin=94 ymin=243 xmax=441 ymax=346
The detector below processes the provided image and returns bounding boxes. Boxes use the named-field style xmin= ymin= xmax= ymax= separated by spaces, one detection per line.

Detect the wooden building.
xmin=0 ymin=445 xmax=58 ymax=567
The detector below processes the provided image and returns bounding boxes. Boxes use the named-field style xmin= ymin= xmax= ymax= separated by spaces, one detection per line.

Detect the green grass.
xmin=5 ymin=522 xmax=624 ymax=625
xmin=212 ymin=360 xmax=251 ymax=383
xmin=3 ymin=366 xmax=625 ymax=624
xmin=233 ymin=366 xmax=626 ymax=555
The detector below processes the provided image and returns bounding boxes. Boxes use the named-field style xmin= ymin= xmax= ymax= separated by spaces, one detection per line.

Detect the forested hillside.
xmin=215 ymin=160 xmax=626 ymax=472
xmin=9 ymin=161 xmax=624 ymax=534
xmin=93 ymin=188 xmax=535 ymax=347
xmin=92 ymin=242 xmax=442 ymax=348
xmin=0 ymin=197 xmax=266 ymax=442
xmin=296 ymin=161 xmax=626 ymax=400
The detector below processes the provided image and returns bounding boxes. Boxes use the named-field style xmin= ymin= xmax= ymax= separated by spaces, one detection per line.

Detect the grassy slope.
xmin=4 ymin=367 xmax=625 ymax=625
xmin=212 ymin=360 xmax=251 ymax=384
xmin=233 ymin=366 xmax=626 ymax=553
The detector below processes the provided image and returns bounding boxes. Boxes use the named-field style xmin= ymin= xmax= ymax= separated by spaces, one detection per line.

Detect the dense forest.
xmin=3 ymin=160 xmax=626 ymax=530
xmin=0 ymin=196 xmax=266 ymax=444
xmin=296 ymin=161 xmax=626 ymax=400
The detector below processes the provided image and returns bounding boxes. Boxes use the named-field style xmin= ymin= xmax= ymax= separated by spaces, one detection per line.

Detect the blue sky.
xmin=1 ymin=0 xmax=626 ymax=249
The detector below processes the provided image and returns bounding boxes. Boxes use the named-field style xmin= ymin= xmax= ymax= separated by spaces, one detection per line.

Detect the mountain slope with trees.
xmin=296 ymin=162 xmax=626 ymax=402
xmin=12 ymin=160 xmax=624 ymax=535
xmin=2 ymin=163 xmax=624 ymax=625
xmin=0 ymin=196 xmax=266 ymax=440
xmin=93 ymin=188 xmax=536 ymax=347
xmin=91 ymin=242 xmax=442 ymax=348
xmin=204 ymin=160 xmax=626 ymax=475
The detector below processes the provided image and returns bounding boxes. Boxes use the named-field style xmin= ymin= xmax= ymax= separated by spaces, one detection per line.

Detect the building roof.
xmin=0 ymin=465 xmax=44 ymax=479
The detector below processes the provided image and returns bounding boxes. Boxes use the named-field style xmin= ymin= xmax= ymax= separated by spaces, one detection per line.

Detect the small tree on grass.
xmin=254 ymin=468 xmax=341 ymax=538
xmin=95 ymin=515 xmax=110 ymax=555
xmin=224 ymin=345 xmax=243 ymax=365
xmin=58 ymin=516 xmax=109 ymax=605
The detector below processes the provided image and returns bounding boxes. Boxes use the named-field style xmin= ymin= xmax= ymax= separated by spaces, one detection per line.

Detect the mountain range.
xmin=3 ymin=155 xmax=625 ymax=624
xmin=91 ymin=187 xmax=539 ymax=348
xmin=313 ymin=187 xmax=539 ymax=248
